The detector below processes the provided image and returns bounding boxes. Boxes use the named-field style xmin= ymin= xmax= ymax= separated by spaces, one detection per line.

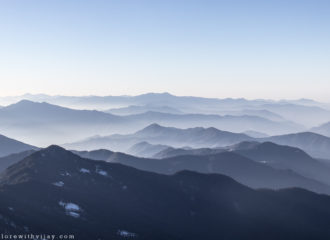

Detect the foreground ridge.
xmin=0 ymin=146 xmax=330 ymax=239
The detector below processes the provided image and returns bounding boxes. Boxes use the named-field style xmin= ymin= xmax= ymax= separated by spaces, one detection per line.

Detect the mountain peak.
xmin=42 ymin=145 xmax=68 ymax=153
xmin=205 ymin=127 xmax=221 ymax=132
xmin=0 ymin=146 xmax=88 ymax=186
xmin=12 ymin=99 xmax=36 ymax=106
xmin=5 ymin=99 xmax=53 ymax=110
xmin=17 ymin=99 xmax=34 ymax=104
xmin=139 ymin=123 xmax=164 ymax=132
xmin=32 ymin=145 xmax=79 ymax=163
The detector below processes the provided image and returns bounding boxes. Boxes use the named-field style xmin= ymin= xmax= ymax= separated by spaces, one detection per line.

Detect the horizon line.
xmin=0 ymin=92 xmax=325 ymax=104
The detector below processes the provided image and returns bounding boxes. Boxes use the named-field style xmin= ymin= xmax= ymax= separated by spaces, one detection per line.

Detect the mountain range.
xmin=0 ymin=134 xmax=37 ymax=158
xmin=265 ymin=132 xmax=330 ymax=159
xmin=1 ymin=146 xmax=330 ymax=239
xmin=106 ymin=104 xmax=183 ymax=115
xmin=231 ymin=141 xmax=330 ymax=185
xmin=2 ymin=138 xmax=326 ymax=194
xmin=251 ymin=103 xmax=330 ymax=127
xmin=64 ymin=123 xmax=254 ymax=151
xmin=68 ymin=142 xmax=330 ymax=195
xmin=66 ymin=124 xmax=330 ymax=159
xmin=1 ymin=92 xmax=330 ymax=125
xmin=311 ymin=121 xmax=330 ymax=137
xmin=0 ymin=100 xmax=306 ymax=146
xmin=0 ymin=92 xmax=278 ymax=110
xmin=127 ymin=141 xmax=170 ymax=158
xmin=0 ymin=93 xmax=330 ymax=239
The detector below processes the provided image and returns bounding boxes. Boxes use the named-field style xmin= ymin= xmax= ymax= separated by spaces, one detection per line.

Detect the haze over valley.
xmin=0 ymin=93 xmax=329 ymax=147
xmin=1 ymin=93 xmax=330 ymax=238
xmin=1 ymin=0 xmax=330 ymax=239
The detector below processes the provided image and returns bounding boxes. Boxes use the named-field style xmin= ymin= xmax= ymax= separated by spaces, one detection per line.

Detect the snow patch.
xmin=80 ymin=168 xmax=90 ymax=174
xmin=122 ymin=185 xmax=128 ymax=190
xmin=117 ymin=230 xmax=137 ymax=238
xmin=53 ymin=181 xmax=64 ymax=187
xmin=59 ymin=201 xmax=82 ymax=218
xmin=96 ymin=169 xmax=108 ymax=176
xmin=63 ymin=203 xmax=80 ymax=211
xmin=60 ymin=171 xmax=71 ymax=177
xmin=8 ymin=207 xmax=14 ymax=211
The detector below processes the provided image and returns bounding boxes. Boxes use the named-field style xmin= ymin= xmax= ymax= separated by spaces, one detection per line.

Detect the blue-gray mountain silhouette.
xmin=1 ymin=146 xmax=330 ymax=239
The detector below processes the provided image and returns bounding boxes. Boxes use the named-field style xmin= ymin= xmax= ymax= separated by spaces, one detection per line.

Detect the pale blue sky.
xmin=0 ymin=0 xmax=329 ymax=100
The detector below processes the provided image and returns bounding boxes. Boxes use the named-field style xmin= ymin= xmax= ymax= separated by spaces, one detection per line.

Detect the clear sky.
xmin=0 ymin=0 xmax=329 ymax=101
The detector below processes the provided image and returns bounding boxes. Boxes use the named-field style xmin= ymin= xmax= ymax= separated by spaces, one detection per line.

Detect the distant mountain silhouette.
xmin=0 ymin=100 xmax=303 ymax=146
xmin=281 ymin=98 xmax=321 ymax=106
xmin=264 ymin=132 xmax=330 ymax=159
xmin=1 ymin=92 xmax=270 ymax=110
xmin=233 ymin=142 xmax=330 ymax=185
xmin=71 ymin=149 xmax=114 ymax=161
xmin=3 ymin=93 xmax=329 ymax=125
xmin=151 ymin=140 xmax=330 ymax=186
xmin=154 ymin=146 xmax=225 ymax=159
xmin=0 ymin=100 xmax=124 ymax=145
xmin=3 ymin=93 xmax=330 ymax=126
xmin=218 ymin=109 xmax=286 ymax=122
xmin=0 ymin=133 xmax=37 ymax=157
xmin=0 ymin=150 xmax=36 ymax=172
xmin=66 ymin=124 xmax=330 ymax=160
xmin=65 ymin=124 xmax=254 ymax=151
xmin=1 ymin=146 xmax=330 ymax=239
xmin=125 ymin=111 xmax=303 ymax=135
xmin=127 ymin=141 xmax=170 ymax=158
xmin=107 ymin=105 xmax=290 ymax=124
xmin=243 ymin=130 xmax=269 ymax=138
xmin=3 ymin=92 xmax=326 ymax=110
xmin=256 ymin=103 xmax=330 ymax=127
xmin=311 ymin=122 xmax=330 ymax=137
xmin=72 ymin=147 xmax=330 ymax=194
xmin=106 ymin=104 xmax=183 ymax=115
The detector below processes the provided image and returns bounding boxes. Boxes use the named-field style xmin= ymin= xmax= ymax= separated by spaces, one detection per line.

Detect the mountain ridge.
xmin=0 ymin=133 xmax=37 ymax=157
xmin=65 ymin=124 xmax=330 ymax=159
xmin=1 ymin=146 xmax=330 ymax=239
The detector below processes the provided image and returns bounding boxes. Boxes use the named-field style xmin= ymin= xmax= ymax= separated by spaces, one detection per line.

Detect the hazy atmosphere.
xmin=1 ymin=1 xmax=330 ymax=240
xmin=1 ymin=0 xmax=330 ymax=100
